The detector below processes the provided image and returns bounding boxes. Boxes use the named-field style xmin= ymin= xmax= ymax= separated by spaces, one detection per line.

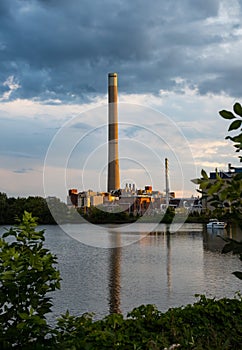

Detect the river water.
xmin=35 ymin=222 xmax=242 ymax=321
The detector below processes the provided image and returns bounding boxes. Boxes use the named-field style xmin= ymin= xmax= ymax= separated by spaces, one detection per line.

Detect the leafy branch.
xmin=192 ymin=103 xmax=242 ymax=280
xmin=220 ymin=102 xmax=242 ymax=161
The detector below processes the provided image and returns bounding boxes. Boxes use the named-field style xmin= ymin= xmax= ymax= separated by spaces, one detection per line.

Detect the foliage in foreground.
xmin=192 ymin=102 xmax=242 ymax=222
xmin=0 ymin=213 xmax=242 ymax=349
xmin=192 ymin=102 xmax=242 ymax=280
xmin=219 ymin=102 xmax=242 ymax=161
xmin=52 ymin=296 xmax=242 ymax=350
xmin=0 ymin=212 xmax=61 ymax=348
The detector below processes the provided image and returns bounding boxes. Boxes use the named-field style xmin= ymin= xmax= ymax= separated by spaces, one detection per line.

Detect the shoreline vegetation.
xmin=0 ymin=212 xmax=242 ymax=349
xmin=0 ymin=192 xmax=234 ymax=226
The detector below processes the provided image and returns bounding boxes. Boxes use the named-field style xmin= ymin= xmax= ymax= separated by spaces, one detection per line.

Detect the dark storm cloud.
xmin=0 ymin=0 xmax=241 ymax=102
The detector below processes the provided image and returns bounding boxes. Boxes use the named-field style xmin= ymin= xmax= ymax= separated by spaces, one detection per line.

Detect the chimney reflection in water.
xmin=108 ymin=233 xmax=122 ymax=314
xmin=165 ymin=227 xmax=172 ymax=294
xmin=108 ymin=228 xmax=173 ymax=313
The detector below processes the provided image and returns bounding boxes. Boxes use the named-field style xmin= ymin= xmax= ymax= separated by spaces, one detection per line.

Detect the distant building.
xmin=77 ymin=190 xmax=103 ymax=208
xmin=67 ymin=185 xmax=157 ymax=215
xmin=67 ymin=183 xmax=200 ymax=216
xmin=209 ymin=163 xmax=242 ymax=179
xmin=67 ymin=189 xmax=78 ymax=207
xmin=169 ymin=197 xmax=201 ymax=212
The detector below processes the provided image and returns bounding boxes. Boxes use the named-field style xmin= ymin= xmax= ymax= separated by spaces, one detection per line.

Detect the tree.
xmin=0 ymin=211 xmax=61 ymax=347
xmin=193 ymin=102 xmax=242 ymax=221
xmin=0 ymin=193 xmax=8 ymax=224
xmin=193 ymin=102 xmax=242 ymax=280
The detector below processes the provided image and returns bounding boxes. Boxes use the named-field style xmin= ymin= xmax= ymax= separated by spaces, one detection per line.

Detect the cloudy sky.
xmin=0 ymin=0 xmax=242 ymax=201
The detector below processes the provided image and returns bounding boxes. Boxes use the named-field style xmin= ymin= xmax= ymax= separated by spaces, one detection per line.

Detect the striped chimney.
xmin=107 ymin=73 xmax=120 ymax=192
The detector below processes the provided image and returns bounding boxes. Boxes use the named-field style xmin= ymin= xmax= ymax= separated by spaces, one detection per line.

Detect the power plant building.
xmin=66 ymin=74 xmax=204 ymax=216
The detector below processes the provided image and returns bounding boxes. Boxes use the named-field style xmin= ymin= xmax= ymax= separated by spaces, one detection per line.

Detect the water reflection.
xmin=203 ymin=223 xmax=242 ymax=252
xmin=166 ymin=231 xmax=172 ymax=294
xmin=227 ymin=223 xmax=242 ymax=241
xmin=108 ymin=233 xmax=122 ymax=314
xmin=107 ymin=224 xmax=175 ymax=313
xmin=38 ymin=222 xmax=242 ymax=319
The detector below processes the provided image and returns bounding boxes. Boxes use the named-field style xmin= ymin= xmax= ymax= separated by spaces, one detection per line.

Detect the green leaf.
xmin=232 ymin=271 xmax=242 ymax=280
xmin=191 ymin=178 xmax=202 ymax=185
xmin=2 ymin=232 xmax=10 ymax=238
xmin=219 ymin=110 xmax=236 ymax=119
xmin=16 ymin=322 xmax=26 ymax=330
xmin=230 ymin=134 xmax=242 ymax=143
xmin=234 ymin=143 xmax=242 ymax=150
xmin=200 ymin=181 xmax=210 ymax=190
xmin=1 ymin=271 xmax=15 ymax=280
xmin=19 ymin=312 xmax=29 ymax=320
xmin=228 ymin=120 xmax=242 ymax=131
xmin=233 ymin=102 xmax=242 ymax=117
xmin=225 ymin=135 xmax=233 ymax=141
xmin=215 ymin=171 xmax=222 ymax=181
xmin=201 ymin=169 xmax=208 ymax=179
xmin=208 ymin=182 xmax=223 ymax=195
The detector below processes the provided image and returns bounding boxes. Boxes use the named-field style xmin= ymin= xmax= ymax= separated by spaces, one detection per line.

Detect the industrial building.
xmin=67 ymin=73 xmax=200 ymax=216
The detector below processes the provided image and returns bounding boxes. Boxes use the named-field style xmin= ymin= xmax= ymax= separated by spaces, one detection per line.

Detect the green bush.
xmin=0 ymin=211 xmax=61 ymax=348
xmin=52 ymin=297 xmax=242 ymax=349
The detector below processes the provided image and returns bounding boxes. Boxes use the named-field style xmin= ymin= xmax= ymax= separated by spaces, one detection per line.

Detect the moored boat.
xmin=207 ymin=218 xmax=226 ymax=229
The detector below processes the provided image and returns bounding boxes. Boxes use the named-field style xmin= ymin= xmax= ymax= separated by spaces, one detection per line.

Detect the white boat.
xmin=207 ymin=219 xmax=226 ymax=229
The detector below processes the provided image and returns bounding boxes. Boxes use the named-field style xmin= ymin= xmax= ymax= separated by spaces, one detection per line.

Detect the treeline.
xmin=0 ymin=192 xmax=209 ymax=226
xmin=0 ymin=193 xmax=67 ymax=225
xmin=0 ymin=193 xmax=137 ymax=225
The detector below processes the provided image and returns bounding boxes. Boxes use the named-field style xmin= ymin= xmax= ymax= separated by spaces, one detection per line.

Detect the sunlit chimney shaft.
xmin=107 ymin=73 xmax=120 ymax=192
xmin=165 ymin=158 xmax=170 ymax=208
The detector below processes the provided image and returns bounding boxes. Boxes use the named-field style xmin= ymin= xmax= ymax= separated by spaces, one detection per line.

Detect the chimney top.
xmin=108 ymin=72 xmax=117 ymax=77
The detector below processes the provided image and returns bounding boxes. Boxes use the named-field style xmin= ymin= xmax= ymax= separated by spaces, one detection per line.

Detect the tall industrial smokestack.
xmin=107 ymin=72 xmax=120 ymax=192
xmin=165 ymin=158 xmax=170 ymax=208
